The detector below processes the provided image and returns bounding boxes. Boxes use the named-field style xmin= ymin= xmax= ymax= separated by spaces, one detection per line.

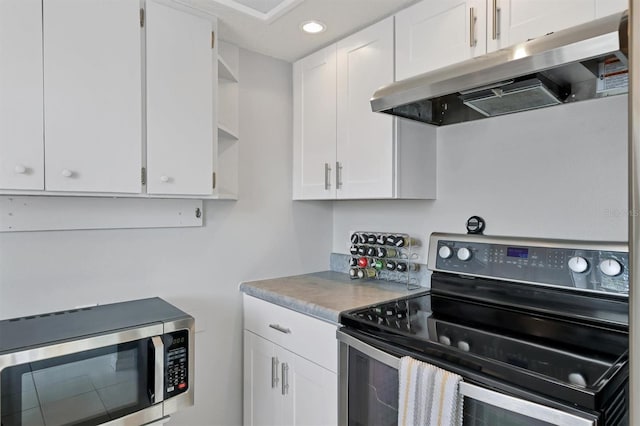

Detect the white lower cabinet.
xmin=243 ymin=295 xmax=337 ymax=426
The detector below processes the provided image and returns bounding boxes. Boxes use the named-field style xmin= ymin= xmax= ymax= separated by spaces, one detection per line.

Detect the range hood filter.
xmin=460 ymin=78 xmax=564 ymax=117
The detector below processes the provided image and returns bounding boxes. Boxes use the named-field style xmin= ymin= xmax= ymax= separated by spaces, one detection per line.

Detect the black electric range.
xmin=339 ymin=233 xmax=629 ymax=423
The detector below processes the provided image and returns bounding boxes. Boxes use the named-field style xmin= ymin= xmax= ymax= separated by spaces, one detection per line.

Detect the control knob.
xmin=438 ymin=336 xmax=451 ymax=346
xmin=599 ymin=259 xmax=622 ymax=277
xmin=568 ymin=256 xmax=589 ymax=273
xmin=438 ymin=246 xmax=453 ymax=259
xmin=457 ymin=247 xmax=472 ymax=261
xmin=457 ymin=341 xmax=470 ymax=352
xmin=568 ymin=373 xmax=587 ymax=387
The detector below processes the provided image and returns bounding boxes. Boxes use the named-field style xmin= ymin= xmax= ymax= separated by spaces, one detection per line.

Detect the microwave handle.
xmin=151 ymin=336 xmax=165 ymax=404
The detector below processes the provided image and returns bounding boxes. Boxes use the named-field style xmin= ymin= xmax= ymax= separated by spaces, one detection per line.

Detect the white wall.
xmin=333 ymin=95 xmax=629 ymax=261
xmin=0 ymin=49 xmax=333 ymax=426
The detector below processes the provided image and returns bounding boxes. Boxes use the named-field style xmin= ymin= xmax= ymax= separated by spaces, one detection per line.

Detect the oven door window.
xmin=464 ymin=399 xmax=556 ymax=426
xmin=348 ymin=347 xmax=399 ymax=426
xmin=460 ymin=382 xmax=597 ymax=426
xmin=1 ymin=340 xmax=153 ymax=426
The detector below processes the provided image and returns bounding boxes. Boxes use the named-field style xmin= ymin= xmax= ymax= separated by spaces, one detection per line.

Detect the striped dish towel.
xmin=398 ymin=356 xmax=464 ymax=426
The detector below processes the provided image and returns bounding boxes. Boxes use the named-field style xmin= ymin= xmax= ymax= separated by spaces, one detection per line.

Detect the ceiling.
xmin=177 ymin=0 xmax=419 ymax=62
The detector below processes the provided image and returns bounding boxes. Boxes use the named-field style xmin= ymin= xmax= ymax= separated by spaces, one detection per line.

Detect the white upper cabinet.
xmin=292 ymin=45 xmax=337 ymax=200
xmin=43 ymin=0 xmax=142 ymax=193
xmin=396 ymin=0 xmax=609 ymax=79
xmin=337 ymin=17 xmax=395 ymax=199
xmin=595 ymin=0 xmax=628 ymax=17
xmin=488 ymin=0 xmax=597 ymax=52
xmin=293 ymin=17 xmax=437 ymax=201
xmin=395 ymin=0 xmax=487 ymax=80
xmin=146 ymin=0 xmax=215 ymax=196
xmin=0 ymin=0 xmax=44 ymax=190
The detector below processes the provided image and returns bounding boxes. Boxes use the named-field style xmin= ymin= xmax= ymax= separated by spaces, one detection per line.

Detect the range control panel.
xmin=164 ymin=330 xmax=189 ymax=398
xmin=428 ymin=233 xmax=629 ymax=295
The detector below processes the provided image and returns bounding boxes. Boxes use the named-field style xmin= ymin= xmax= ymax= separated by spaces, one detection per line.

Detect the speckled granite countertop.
xmin=239 ymin=271 xmax=428 ymax=324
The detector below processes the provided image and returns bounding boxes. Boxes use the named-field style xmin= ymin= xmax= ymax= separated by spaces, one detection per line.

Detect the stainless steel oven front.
xmin=0 ymin=298 xmax=194 ymax=426
xmin=337 ymin=330 xmax=602 ymax=426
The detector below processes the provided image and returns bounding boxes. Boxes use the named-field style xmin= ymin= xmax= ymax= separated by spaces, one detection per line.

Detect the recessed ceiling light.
xmin=300 ymin=20 xmax=326 ymax=34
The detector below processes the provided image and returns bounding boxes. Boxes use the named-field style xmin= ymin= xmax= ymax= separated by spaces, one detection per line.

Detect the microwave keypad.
xmin=164 ymin=330 xmax=189 ymax=398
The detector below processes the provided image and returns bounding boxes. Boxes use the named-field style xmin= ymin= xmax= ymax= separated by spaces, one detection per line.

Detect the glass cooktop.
xmin=340 ymin=280 xmax=629 ymax=411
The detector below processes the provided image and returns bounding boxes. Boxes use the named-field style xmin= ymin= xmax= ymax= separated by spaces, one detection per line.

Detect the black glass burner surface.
xmin=339 ymin=281 xmax=629 ymax=411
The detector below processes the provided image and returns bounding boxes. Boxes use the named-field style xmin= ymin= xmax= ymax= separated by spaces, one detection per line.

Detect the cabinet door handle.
xmin=492 ymin=0 xmax=501 ymax=40
xmin=336 ymin=161 xmax=342 ymax=189
xmin=271 ymin=356 xmax=279 ymax=388
xmin=469 ymin=7 xmax=477 ymax=47
xmin=281 ymin=363 xmax=289 ymax=395
xmin=269 ymin=324 xmax=291 ymax=334
xmin=14 ymin=165 xmax=27 ymax=174
xmin=61 ymin=169 xmax=73 ymax=178
xmin=324 ymin=163 xmax=331 ymax=190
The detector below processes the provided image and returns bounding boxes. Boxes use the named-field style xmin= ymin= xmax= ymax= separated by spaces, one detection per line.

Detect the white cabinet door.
xmin=488 ymin=0 xmax=596 ymax=52
xmin=43 ymin=0 xmax=142 ymax=193
xmin=292 ymin=45 xmax=337 ymax=200
xmin=395 ymin=0 xmax=486 ymax=80
xmin=244 ymin=331 xmax=277 ymax=426
xmin=337 ymin=17 xmax=394 ymax=199
xmin=146 ymin=0 xmax=214 ymax=195
xmin=0 ymin=0 xmax=44 ymax=190
xmin=290 ymin=354 xmax=337 ymax=426
xmin=596 ymin=0 xmax=627 ymax=17
xmin=274 ymin=346 xmax=295 ymax=426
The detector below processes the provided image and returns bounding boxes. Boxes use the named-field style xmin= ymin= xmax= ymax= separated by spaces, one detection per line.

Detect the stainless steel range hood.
xmin=371 ymin=11 xmax=629 ymax=126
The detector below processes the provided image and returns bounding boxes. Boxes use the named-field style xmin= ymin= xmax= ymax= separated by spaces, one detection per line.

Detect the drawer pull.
xmin=269 ymin=324 xmax=291 ymax=334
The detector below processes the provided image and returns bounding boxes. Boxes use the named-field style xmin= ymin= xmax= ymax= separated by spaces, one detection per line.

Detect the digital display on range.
xmin=507 ymin=247 xmax=529 ymax=258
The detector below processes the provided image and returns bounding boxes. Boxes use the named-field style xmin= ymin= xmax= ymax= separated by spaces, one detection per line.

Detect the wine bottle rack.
xmin=348 ymin=231 xmax=421 ymax=290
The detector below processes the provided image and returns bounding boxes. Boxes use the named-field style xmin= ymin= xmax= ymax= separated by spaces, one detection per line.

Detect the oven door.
xmin=337 ymin=330 xmax=599 ymax=426
xmin=0 ymin=324 xmax=166 ymax=426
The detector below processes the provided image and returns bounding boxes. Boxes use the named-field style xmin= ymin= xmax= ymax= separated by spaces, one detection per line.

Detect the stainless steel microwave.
xmin=0 ymin=298 xmax=194 ymax=426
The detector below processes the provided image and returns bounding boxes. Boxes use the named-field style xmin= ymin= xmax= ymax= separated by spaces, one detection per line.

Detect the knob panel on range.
xmin=428 ymin=233 xmax=629 ymax=295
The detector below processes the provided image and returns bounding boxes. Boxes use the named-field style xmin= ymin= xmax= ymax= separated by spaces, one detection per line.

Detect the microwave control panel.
xmin=164 ymin=329 xmax=189 ymax=398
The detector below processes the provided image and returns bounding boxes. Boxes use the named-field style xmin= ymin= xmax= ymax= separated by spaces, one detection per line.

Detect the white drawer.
xmin=243 ymin=294 xmax=337 ymax=372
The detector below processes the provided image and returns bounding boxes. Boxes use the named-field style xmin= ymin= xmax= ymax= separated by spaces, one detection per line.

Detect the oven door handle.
xmin=459 ymin=382 xmax=596 ymax=426
xmin=337 ymin=329 xmax=400 ymax=368
xmin=151 ymin=336 xmax=165 ymax=404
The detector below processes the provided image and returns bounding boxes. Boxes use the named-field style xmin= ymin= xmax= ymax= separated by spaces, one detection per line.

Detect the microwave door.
xmin=0 ymin=330 xmax=164 ymax=426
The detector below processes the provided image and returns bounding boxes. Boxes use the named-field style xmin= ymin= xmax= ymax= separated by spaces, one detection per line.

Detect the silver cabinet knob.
xmin=160 ymin=175 xmax=170 ymax=183
xmin=61 ymin=169 xmax=73 ymax=178
xmin=14 ymin=165 xmax=27 ymax=174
